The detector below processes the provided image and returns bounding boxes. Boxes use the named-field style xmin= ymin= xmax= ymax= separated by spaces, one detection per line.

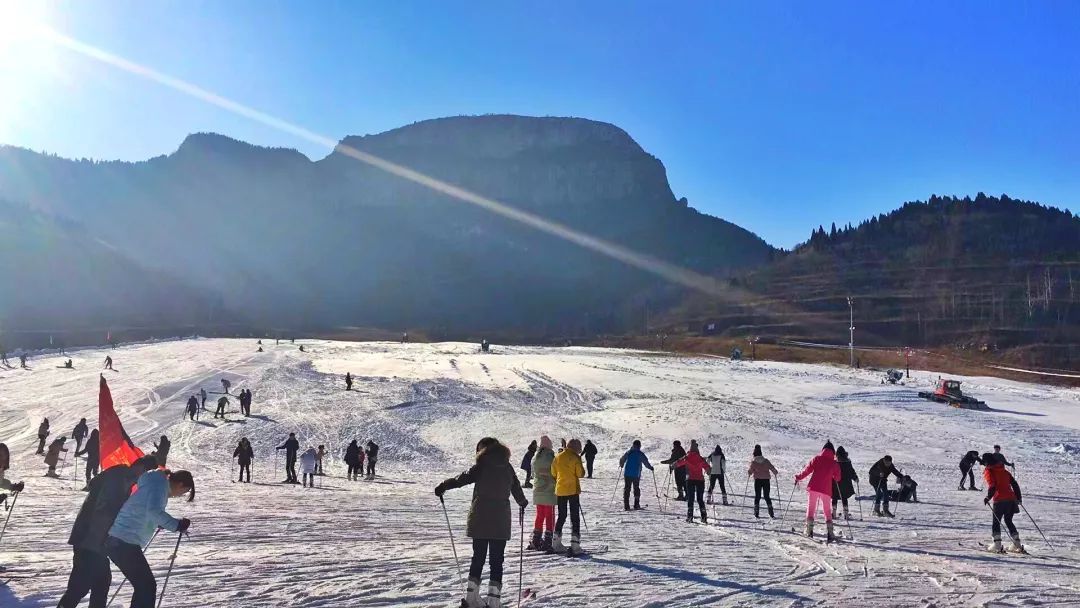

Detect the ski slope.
xmin=1 ymin=339 xmax=1079 ymax=607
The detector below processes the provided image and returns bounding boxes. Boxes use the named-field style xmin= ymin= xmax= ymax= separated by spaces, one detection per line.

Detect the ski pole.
xmin=778 ymin=481 xmax=798 ymax=529
xmin=664 ymin=468 xmax=673 ymax=512
xmin=835 ymin=481 xmax=853 ymax=541
xmin=106 ymin=527 xmax=161 ymax=607
xmin=439 ymin=497 xmax=464 ymax=587
xmin=0 ymin=491 xmax=21 ymax=546
xmin=856 ymin=480 xmax=863 ymax=521
xmin=741 ymin=475 xmax=750 ymax=510
xmin=579 ymin=505 xmax=588 ymax=533
xmin=608 ymin=475 xmax=621 ymax=507
xmin=651 ymin=469 xmax=663 ymax=513
xmin=156 ymin=532 xmax=184 ymax=608
xmin=518 ymin=506 xmax=525 ymax=608
xmin=1020 ymin=503 xmax=1054 ymax=550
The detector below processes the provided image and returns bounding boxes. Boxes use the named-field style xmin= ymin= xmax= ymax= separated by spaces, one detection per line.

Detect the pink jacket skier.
xmin=794 ymin=441 xmax=841 ymax=540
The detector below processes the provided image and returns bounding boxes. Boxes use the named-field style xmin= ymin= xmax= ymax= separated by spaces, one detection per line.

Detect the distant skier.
xmin=56 ymin=455 xmax=157 ymax=608
xmin=300 ymin=447 xmax=318 ymax=487
xmin=20 ymin=353 xmax=28 ymax=368
xmin=186 ymin=395 xmax=199 ymax=421
xmin=365 ymin=440 xmax=379 ymax=479
xmin=992 ymin=445 xmax=1015 ymax=468
xmin=748 ymin=445 xmax=779 ymax=518
xmin=583 ymin=440 xmax=598 ymax=479
xmin=316 ymin=445 xmax=326 ymax=475
xmin=983 ymin=452 xmax=1025 ymax=553
xmin=551 ymin=438 xmax=586 ymax=556
xmin=959 ymin=450 xmax=981 ymax=490
xmin=221 ymin=378 xmax=232 ymax=394
xmin=619 ymin=439 xmax=654 ymax=511
xmin=76 ymin=429 xmax=101 ymax=489
xmin=215 ymin=396 xmax=229 ymax=419
xmin=794 ymin=441 xmax=841 ymax=540
xmin=200 ymin=388 xmax=208 ymax=410
xmin=868 ymin=455 xmax=904 ymax=517
xmin=105 ymin=469 xmax=194 ymax=608
xmin=233 ymin=438 xmax=254 ymax=483
xmin=401 ymin=332 xmax=408 ymax=344
xmin=277 ymin=433 xmax=300 ymax=483
xmin=520 ymin=440 xmax=537 ymax=489
xmin=436 ymin=437 xmax=527 ymax=608
xmin=345 ymin=372 xmax=353 ymax=391
xmin=103 ymin=355 xmax=113 ymax=370
xmin=37 ymin=417 xmax=50 ymax=454
xmin=480 ymin=339 xmax=490 ymax=353
xmin=706 ymin=445 xmax=728 ymax=506
xmin=345 ymin=440 xmax=363 ymax=480
xmin=528 ymin=436 xmax=557 ymax=550
xmin=153 ymin=435 xmax=171 ymax=467
xmin=831 ymin=446 xmax=858 ymax=520
xmin=239 ymin=389 xmax=252 ymax=417
xmin=661 ymin=440 xmax=688 ymax=501
xmin=44 ymin=436 xmax=69 ymax=477
xmin=72 ymin=418 xmax=89 ymax=453
xmin=674 ymin=440 xmax=711 ymax=523
xmin=63 ymin=359 xmax=74 ymax=369
xmin=298 ymin=345 xmax=305 ymax=353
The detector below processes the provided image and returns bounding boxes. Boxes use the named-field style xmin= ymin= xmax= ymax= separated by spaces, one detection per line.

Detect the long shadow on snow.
xmin=0 ymin=584 xmax=49 ymax=608
xmin=986 ymin=408 xmax=1045 ymax=417
xmin=579 ymin=556 xmax=812 ymax=602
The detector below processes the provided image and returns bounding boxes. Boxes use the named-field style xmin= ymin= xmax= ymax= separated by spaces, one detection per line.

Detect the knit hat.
xmin=823 ymin=440 xmax=835 ymax=453
xmin=540 ymin=435 xmax=553 ymax=450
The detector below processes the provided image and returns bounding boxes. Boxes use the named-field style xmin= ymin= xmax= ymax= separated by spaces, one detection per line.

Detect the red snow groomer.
xmin=918 ymin=379 xmax=988 ymax=410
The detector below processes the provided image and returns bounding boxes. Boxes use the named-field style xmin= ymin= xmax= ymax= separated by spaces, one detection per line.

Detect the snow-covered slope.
xmin=1 ymin=339 xmax=1078 ymax=607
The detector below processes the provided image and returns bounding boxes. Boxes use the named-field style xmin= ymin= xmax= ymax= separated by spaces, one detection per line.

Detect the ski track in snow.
xmin=1 ymin=339 xmax=1079 ymax=607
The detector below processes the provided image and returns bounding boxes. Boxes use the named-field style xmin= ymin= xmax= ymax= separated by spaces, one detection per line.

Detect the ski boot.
xmin=882 ymin=509 xmax=896 ymax=518
xmin=805 ymin=519 xmax=815 ymax=538
xmin=522 ymin=482 xmax=533 ymax=489
xmin=633 ymin=503 xmax=642 ymax=511
xmin=754 ymin=507 xmax=760 ymax=519
xmin=541 ymin=531 xmax=554 ymax=553
xmin=460 ymin=578 xmax=484 ymax=608
xmin=1009 ymin=535 xmax=1027 ymax=554
xmin=551 ymin=533 xmax=567 ymax=554
xmin=768 ymin=505 xmax=776 ymax=519
xmin=722 ymin=494 xmax=729 ymax=506
xmin=707 ymin=494 xmax=714 ymax=505
xmin=826 ymin=521 xmax=836 ymax=544
xmin=486 ymin=583 xmax=503 ymax=608
xmin=686 ymin=514 xmax=694 ymax=523
xmin=842 ymin=508 xmax=851 ymax=521
xmin=624 ymin=504 xmax=631 ymax=512
xmin=567 ymin=534 xmax=582 ymax=557
xmin=873 ymin=507 xmax=883 ymax=517
xmin=988 ymin=538 xmax=1005 ymax=554
xmin=701 ymin=513 xmax=708 ymax=525
xmin=526 ymin=530 xmax=542 ymax=551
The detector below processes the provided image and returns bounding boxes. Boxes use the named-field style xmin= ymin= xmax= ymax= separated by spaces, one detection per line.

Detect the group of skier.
xmin=269 ymin=433 xmax=380 ymax=485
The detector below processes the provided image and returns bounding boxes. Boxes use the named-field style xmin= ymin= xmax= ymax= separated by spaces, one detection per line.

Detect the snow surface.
xmin=1 ymin=339 xmax=1079 ymax=607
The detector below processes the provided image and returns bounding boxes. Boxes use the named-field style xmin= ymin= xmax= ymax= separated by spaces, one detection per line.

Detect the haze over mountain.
xmin=0 ymin=115 xmax=773 ymax=341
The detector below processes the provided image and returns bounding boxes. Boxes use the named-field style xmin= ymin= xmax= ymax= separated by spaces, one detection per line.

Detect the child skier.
xmin=300 ymin=447 xmax=318 ymax=487
xmin=618 ymin=439 xmax=654 ymax=511
xmin=520 ymin=440 xmax=537 ymax=489
xmin=551 ymin=438 xmax=586 ymax=556
xmin=315 ymin=445 xmax=327 ymax=475
xmin=706 ymin=445 xmax=728 ymax=505
xmin=675 ymin=441 xmax=711 ymax=523
xmin=748 ymin=445 xmax=779 ymax=518
xmin=660 ymin=440 xmax=688 ymax=501
xmin=527 ymin=436 xmax=557 ymax=551
xmin=831 ymin=446 xmax=858 ymax=520
xmin=794 ymin=441 xmax=841 ymax=540
xmin=983 ymin=452 xmax=1025 ymax=553
xmin=105 ymin=469 xmax=194 ymax=608
xmin=435 ymin=437 xmax=528 ymax=608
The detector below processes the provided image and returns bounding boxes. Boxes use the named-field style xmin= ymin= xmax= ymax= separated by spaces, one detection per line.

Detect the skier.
xmin=520 ymin=440 xmax=537 ymax=489
xmin=992 ymin=445 xmax=1015 ymax=468
xmin=895 ymin=475 xmax=919 ymax=502
xmin=72 ymin=418 xmax=89 ymax=452
xmin=63 ymin=359 xmax=74 ymax=369
xmin=221 ymin=378 xmax=232 ymax=394
xmin=794 ymin=441 xmax=841 ymax=540
xmin=345 ymin=372 xmax=353 ymax=391
xmin=365 ymin=440 xmax=379 ymax=479
xmin=76 ymin=429 xmax=101 ymax=489
xmin=44 ymin=436 xmax=69 ymax=477
xmin=674 ymin=440 xmax=711 ymax=523
xmin=528 ymin=436 xmax=557 ymax=550
xmin=186 ymin=395 xmax=199 ymax=421
xmin=868 ymin=455 xmax=904 ymax=517
xmin=435 ymin=437 xmax=527 ymax=608
xmin=344 ymin=440 xmax=363 ymax=480
xmin=56 ymin=455 xmax=158 ymax=608
xmin=20 ymin=353 xmax=28 ymax=368
xmin=706 ymin=445 xmax=728 ymax=506
xmin=215 ymin=396 xmax=229 ymax=419
xmin=316 ymin=445 xmax=327 ymax=475
xmin=551 ymin=438 xmax=586 ymax=556
xmin=619 ymin=439 xmax=654 ymax=511
xmin=233 ymin=438 xmax=254 ymax=483
xmin=300 ymin=447 xmax=318 ymax=487
xmin=103 ymin=355 xmax=113 ymax=370
xmin=36 ymin=417 xmax=50 ymax=454
xmin=982 ymin=452 xmax=1025 ymax=553
xmin=0 ymin=442 xmax=25 ymax=508
xmin=583 ymin=439 xmax=598 ymax=479
xmin=105 ymin=468 xmax=194 ymax=608
xmin=748 ymin=445 xmax=779 ymax=518
xmin=276 ymin=433 xmax=300 ymax=483
xmin=298 ymin=345 xmax=305 ymax=352
xmin=242 ymin=389 xmax=253 ymax=417
xmin=153 ymin=435 xmax=171 ymax=467
xmin=959 ymin=450 xmax=981 ymax=490
xmin=200 ymin=388 xmax=207 ymax=410
xmin=660 ymin=440 xmax=688 ymax=501
xmin=831 ymin=446 xmax=858 ymax=520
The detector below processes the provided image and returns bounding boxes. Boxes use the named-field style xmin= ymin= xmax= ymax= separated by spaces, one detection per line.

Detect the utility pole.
xmin=847 ymin=297 xmax=855 ymax=368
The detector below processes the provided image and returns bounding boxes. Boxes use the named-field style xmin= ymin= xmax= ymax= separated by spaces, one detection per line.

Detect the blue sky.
xmin=2 ymin=1 xmax=1078 ymax=247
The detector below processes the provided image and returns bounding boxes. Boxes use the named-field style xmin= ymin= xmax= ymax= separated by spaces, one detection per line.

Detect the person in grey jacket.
xmin=435 ymin=438 xmax=528 ymax=608
xmin=106 ymin=469 xmax=195 ymax=608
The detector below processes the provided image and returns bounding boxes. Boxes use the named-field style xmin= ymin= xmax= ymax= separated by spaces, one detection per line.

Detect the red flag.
xmin=98 ymin=376 xmax=144 ymax=470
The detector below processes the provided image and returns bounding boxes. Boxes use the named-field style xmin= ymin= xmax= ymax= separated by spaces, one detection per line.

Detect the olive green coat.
xmin=531 ymin=447 xmax=556 ymax=506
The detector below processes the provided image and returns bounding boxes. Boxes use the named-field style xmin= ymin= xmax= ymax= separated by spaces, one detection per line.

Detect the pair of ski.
xmin=787 ymin=526 xmax=846 ymax=544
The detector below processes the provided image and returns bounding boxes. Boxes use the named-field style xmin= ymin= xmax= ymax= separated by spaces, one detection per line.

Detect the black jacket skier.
xmin=277 ymin=434 xmax=300 ymax=482
xmin=234 ymin=438 xmax=254 ymax=483
xmin=959 ymin=450 xmax=981 ymax=490
xmin=72 ymin=419 xmax=89 ymax=452
xmin=344 ymin=440 xmax=363 ymax=480
xmin=57 ymin=455 xmax=156 ymax=608
xmin=365 ymin=441 xmax=379 ymax=478
xmin=345 ymin=372 xmax=353 ymax=391
xmin=153 ymin=435 xmax=171 ymax=467
xmin=869 ymin=456 xmax=904 ymax=516
xmin=76 ymin=430 xmax=101 ymax=488
xmin=830 ymin=446 xmax=858 ymax=518
xmin=215 ymin=396 xmax=229 ymax=419
xmin=661 ymin=441 xmax=688 ymax=500
xmin=186 ymin=395 xmax=199 ymax=420
xmin=582 ymin=440 xmax=598 ymax=479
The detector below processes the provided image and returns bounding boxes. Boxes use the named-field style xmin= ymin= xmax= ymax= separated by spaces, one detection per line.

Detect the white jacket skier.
xmin=300 ymin=448 xmax=318 ymax=487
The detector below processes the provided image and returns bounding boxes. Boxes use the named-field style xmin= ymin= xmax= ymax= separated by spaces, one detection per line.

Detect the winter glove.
xmin=11 ymin=481 xmax=24 ymax=493
xmin=434 ymin=484 xmax=446 ymax=498
xmin=983 ymin=497 xmax=991 ymax=506
xmin=177 ymin=518 xmax=191 ymax=533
